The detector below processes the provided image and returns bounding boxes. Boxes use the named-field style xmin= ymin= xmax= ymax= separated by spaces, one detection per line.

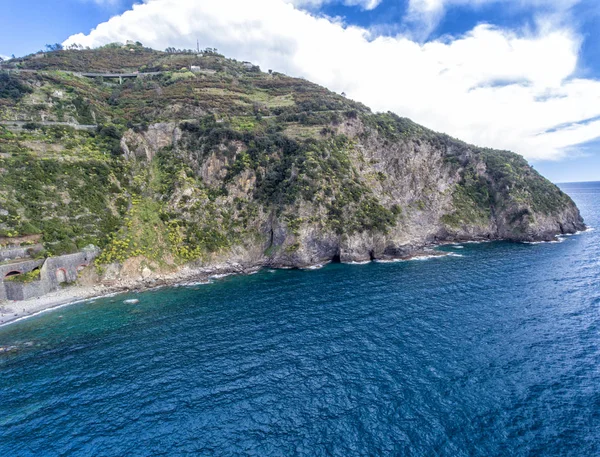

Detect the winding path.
xmin=0 ymin=120 xmax=97 ymax=130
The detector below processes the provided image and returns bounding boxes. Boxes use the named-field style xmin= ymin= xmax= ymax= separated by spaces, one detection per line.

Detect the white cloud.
xmin=89 ymin=0 xmax=121 ymax=4
xmin=288 ymin=0 xmax=383 ymax=9
xmin=406 ymin=0 xmax=582 ymax=38
xmin=0 ymin=55 xmax=10 ymax=61
xmin=77 ymin=0 xmax=122 ymax=7
xmin=63 ymin=0 xmax=600 ymax=161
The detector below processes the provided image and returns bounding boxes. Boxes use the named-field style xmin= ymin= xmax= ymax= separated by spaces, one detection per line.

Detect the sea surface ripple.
xmin=1 ymin=182 xmax=599 ymax=456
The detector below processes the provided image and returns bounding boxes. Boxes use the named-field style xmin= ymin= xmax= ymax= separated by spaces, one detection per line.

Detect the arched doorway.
xmin=4 ymin=271 xmax=22 ymax=278
xmin=56 ymin=268 xmax=67 ymax=283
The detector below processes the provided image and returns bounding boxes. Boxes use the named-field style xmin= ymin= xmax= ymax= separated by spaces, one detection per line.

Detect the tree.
xmin=45 ymin=43 xmax=64 ymax=52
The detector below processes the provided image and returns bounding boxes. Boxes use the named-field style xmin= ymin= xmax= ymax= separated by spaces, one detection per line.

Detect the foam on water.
xmin=524 ymin=237 xmax=567 ymax=245
xmin=179 ymin=280 xmax=213 ymax=287
xmin=302 ymin=263 xmax=328 ymax=270
xmin=209 ymin=273 xmax=235 ymax=279
xmin=411 ymin=254 xmax=447 ymax=261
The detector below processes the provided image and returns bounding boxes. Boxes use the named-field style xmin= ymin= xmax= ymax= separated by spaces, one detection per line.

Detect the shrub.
xmin=5 ymin=270 xmax=41 ymax=283
xmin=22 ymin=122 xmax=42 ymax=130
xmin=0 ymin=72 xmax=33 ymax=101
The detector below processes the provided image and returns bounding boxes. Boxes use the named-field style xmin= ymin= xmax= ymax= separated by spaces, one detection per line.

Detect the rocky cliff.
xmin=0 ymin=44 xmax=585 ymax=279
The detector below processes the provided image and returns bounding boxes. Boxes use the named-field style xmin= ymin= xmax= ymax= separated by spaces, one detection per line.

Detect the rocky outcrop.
xmin=121 ymin=123 xmax=181 ymax=161
xmin=134 ymin=117 xmax=584 ymax=271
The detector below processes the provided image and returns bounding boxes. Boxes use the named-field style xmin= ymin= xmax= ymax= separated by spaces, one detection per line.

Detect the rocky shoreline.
xmin=0 ymin=260 xmax=262 ymax=328
xmin=0 ymin=228 xmax=588 ymax=330
xmin=0 ymin=246 xmax=459 ymax=328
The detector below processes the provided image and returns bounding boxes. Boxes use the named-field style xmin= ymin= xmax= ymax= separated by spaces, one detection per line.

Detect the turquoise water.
xmin=1 ymin=183 xmax=599 ymax=456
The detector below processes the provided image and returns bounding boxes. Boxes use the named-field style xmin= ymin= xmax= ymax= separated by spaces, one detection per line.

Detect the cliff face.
xmin=0 ymin=46 xmax=584 ymax=277
xmin=118 ymin=115 xmax=583 ymax=269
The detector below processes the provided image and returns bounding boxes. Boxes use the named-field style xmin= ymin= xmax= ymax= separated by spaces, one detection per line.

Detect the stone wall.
xmin=43 ymin=250 xmax=98 ymax=290
xmin=0 ymin=247 xmax=30 ymax=263
xmin=4 ymin=280 xmax=50 ymax=301
xmin=1 ymin=247 xmax=99 ymax=302
xmin=0 ymin=259 xmax=44 ymax=278
xmin=0 ymin=244 xmax=43 ymax=263
xmin=1 ymin=259 xmax=47 ymax=301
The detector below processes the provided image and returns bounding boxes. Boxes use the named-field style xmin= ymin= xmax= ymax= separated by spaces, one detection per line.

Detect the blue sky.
xmin=2 ymin=0 xmax=600 ymax=182
xmin=0 ymin=1 xmax=131 ymax=58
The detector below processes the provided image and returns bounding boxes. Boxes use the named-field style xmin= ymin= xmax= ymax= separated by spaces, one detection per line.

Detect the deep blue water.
xmin=1 ymin=183 xmax=599 ymax=456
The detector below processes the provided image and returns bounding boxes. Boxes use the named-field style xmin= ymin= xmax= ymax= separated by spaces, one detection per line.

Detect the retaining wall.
xmin=0 ymin=259 xmax=44 ymax=278
xmin=1 ymin=248 xmax=98 ymax=302
xmin=4 ymin=280 xmax=50 ymax=301
xmin=44 ymin=250 xmax=97 ymax=289
xmin=0 ymin=245 xmax=43 ymax=263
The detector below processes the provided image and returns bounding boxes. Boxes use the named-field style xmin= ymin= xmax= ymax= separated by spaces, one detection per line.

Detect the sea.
xmin=0 ymin=182 xmax=599 ymax=456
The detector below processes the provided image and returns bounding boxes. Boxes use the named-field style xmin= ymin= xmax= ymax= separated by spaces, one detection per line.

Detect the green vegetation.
xmin=5 ymin=270 xmax=40 ymax=283
xmin=179 ymin=117 xmax=398 ymax=235
xmin=362 ymin=112 xmax=433 ymax=141
xmin=0 ymin=46 xmax=579 ymax=266
xmin=0 ymin=143 xmax=126 ymax=253
xmin=442 ymin=167 xmax=492 ymax=228
xmin=96 ymin=197 xmax=170 ymax=264
xmin=480 ymin=149 xmax=570 ymax=215
xmin=0 ymin=72 xmax=33 ymax=101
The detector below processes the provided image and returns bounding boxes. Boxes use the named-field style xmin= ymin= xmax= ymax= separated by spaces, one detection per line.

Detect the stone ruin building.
xmin=0 ymin=236 xmax=98 ymax=301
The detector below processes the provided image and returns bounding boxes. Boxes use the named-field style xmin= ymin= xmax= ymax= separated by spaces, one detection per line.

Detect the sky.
xmin=1 ymin=0 xmax=600 ymax=182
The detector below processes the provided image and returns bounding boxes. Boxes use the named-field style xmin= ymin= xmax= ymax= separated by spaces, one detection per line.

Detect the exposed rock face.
xmin=112 ymin=116 xmax=584 ymax=275
xmin=121 ymin=123 xmax=181 ymax=162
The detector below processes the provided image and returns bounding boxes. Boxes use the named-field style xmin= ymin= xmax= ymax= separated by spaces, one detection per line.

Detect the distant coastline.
xmin=557 ymin=181 xmax=600 ymax=186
